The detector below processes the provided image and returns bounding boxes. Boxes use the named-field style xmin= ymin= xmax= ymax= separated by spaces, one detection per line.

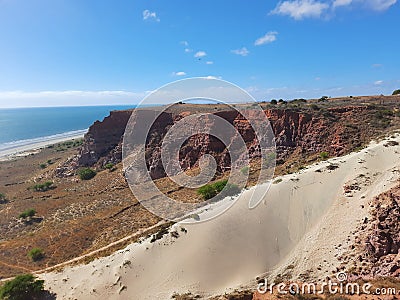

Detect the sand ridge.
xmin=39 ymin=133 xmax=400 ymax=299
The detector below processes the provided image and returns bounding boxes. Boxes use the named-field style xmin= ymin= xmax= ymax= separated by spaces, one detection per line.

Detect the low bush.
xmin=197 ymin=179 xmax=240 ymax=200
xmin=19 ymin=209 xmax=36 ymax=219
xmin=0 ymin=274 xmax=45 ymax=300
xmin=240 ymin=166 xmax=249 ymax=175
xmin=0 ymin=193 xmax=6 ymax=203
xmin=319 ymin=151 xmax=329 ymax=160
xmin=78 ymin=168 xmax=96 ymax=180
xmin=39 ymin=163 xmax=47 ymax=169
xmin=32 ymin=181 xmax=54 ymax=192
xmin=27 ymin=248 xmax=44 ymax=262
xmin=392 ymin=89 xmax=400 ymax=95
xmin=104 ymin=163 xmax=116 ymax=172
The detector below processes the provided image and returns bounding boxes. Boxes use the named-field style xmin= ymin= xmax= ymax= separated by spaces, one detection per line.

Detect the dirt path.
xmin=0 ymin=220 xmax=168 ymax=282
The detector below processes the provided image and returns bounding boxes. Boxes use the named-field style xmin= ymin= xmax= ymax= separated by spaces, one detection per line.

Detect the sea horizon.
xmin=0 ymin=105 xmax=134 ymax=147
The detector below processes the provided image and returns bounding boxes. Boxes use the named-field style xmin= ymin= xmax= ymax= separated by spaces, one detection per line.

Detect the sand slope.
xmin=40 ymin=133 xmax=400 ymax=299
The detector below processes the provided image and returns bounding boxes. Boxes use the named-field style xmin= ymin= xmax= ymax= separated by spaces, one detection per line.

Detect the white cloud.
xmin=173 ymin=71 xmax=187 ymax=76
xmin=254 ymin=32 xmax=278 ymax=46
xmin=333 ymin=0 xmax=353 ymax=8
xmin=206 ymin=61 xmax=214 ymax=65
xmin=333 ymin=0 xmax=396 ymax=10
xmin=180 ymin=41 xmax=189 ymax=46
xmin=374 ymin=80 xmax=384 ymax=85
xmin=194 ymin=51 xmax=207 ymax=58
xmin=184 ymin=48 xmax=192 ymax=53
xmin=231 ymin=47 xmax=250 ymax=56
xmin=0 ymin=90 xmax=147 ymax=108
xmin=204 ymin=76 xmax=222 ymax=80
xmin=365 ymin=0 xmax=397 ymax=11
xmin=270 ymin=0 xmax=329 ymax=20
xmin=143 ymin=10 xmax=160 ymax=22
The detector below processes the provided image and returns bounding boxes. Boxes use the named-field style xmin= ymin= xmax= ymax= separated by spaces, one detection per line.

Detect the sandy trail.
xmin=39 ymin=133 xmax=400 ymax=299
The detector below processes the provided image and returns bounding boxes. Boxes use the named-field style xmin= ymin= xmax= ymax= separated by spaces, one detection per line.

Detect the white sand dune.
xmin=40 ymin=133 xmax=400 ymax=299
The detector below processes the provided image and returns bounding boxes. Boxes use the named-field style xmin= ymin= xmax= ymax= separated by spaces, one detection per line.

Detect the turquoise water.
xmin=0 ymin=106 xmax=133 ymax=149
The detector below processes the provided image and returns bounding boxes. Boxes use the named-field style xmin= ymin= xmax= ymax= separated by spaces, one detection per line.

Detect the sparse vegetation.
xmin=392 ymin=89 xmax=400 ymax=95
xmin=273 ymin=178 xmax=283 ymax=184
xmin=27 ymin=248 xmax=44 ymax=262
xmin=319 ymin=151 xmax=329 ymax=160
xmin=19 ymin=209 xmax=36 ymax=219
xmin=240 ymin=166 xmax=249 ymax=175
xmin=197 ymin=179 xmax=240 ymax=200
xmin=310 ymin=104 xmax=320 ymax=110
xmin=39 ymin=163 xmax=47 ymax=169
xmin=0 ymin=274 xmax=45 ymax=300
xmin=0 ymin=193 xmax=6 ymax=204
xmin=318 ymin=95 xmax=329 ymax=102
xmin=104 ymin=163 xmax=116 ymax=172
xmin=78 ymin=168 xmax=97 ymax=180
xmin=32 ymin=181 xmax=54 ymax=192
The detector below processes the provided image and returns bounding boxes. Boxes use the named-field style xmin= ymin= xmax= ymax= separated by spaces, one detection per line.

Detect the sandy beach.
xmin=0 ymin=131 xmax=86 ymax=161
xmin=38 ymin=132 xmax=400 ymax=299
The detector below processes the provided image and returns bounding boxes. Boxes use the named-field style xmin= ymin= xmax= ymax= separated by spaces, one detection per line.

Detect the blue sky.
xmin=0 ymin=0 xmax=399 ymax=107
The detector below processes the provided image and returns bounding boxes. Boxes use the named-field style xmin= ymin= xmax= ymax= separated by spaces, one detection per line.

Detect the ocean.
xmin=0 ymin=105 xmax=133 ymax=150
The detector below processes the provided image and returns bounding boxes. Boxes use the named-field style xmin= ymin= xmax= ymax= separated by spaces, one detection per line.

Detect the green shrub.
xmin=197 ymin=179 xmax=240 ymax=200
xmin=392 ymin=89 xmax=400 ymax=95
xmin=240 ymin=166 xmax=249 ymax=175
xmin=32 ymin=181 xmax=53 ymax=192
xmin=104 ymin=163 xmax=116 ymax=172
xmin=27 ymin=248 xmax=44 ymax=262
xmin=270 ymin=99 xmax=277 ymax=105
xmin=0 ymin=193 xmax=5 ymax=201
xmin=273 ymin=178 xmax=283 ymax=184
xmin=197 ymin=184 xmax=216 ymax=200
xmin=105 ymin=163 xmax=114 ymax=170
xmin=19 ymin=209 xmax=36 ymax=219
xmin=318 ymin=96 xmax=329 ymax=102
xmin=78 ymin=168 xmax=96 ymax=180
xmin=319 ymin=151 xmax=329 ymax=160
xmin=39 ymin=163 xmax=47 ymax=169
xmin=310 ymin=104 xmax=320 ymax=110
xmin=0 ymin=274 xmax=45 ymax=300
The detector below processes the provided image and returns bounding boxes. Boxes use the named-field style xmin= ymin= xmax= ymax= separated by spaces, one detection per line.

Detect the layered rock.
xmin=56 ymin=104 xmax=392 ymax=177
xmin=365 ymin=187 xmax=400 ymax=277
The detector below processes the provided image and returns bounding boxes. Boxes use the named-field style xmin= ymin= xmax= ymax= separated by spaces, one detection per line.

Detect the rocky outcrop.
xmin=365 ymin=187 xmax=400 ymax=277
xmin=56 ymin=104 xmax=394 ymax=177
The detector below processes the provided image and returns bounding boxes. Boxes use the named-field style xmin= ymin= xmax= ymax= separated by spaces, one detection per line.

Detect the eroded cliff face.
xmin=365 ymin=187 xmax=400 ymax=277
xmin=56 ymin=104 xmax=392 ymax=178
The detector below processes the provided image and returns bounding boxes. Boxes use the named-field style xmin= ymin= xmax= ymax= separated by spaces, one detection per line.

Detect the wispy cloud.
xmin=374 ymin=80 xmax=384 ymax=85
xmin=180 ymin=41 xmax=189 ymax=46
xmin=254 ymin=32 xmax=278 ymax=46
xmin=231 ymin=47 xmax=250 ymax=56
xmin=173 ymin=71 xmax=187 ymax=76
xmin=206 ymin=61 xmax=214 ymax=65
xmin=0 ymin=90 xmax=147 ymax=108
xmin=184 ymin=48 xmax=192 ymax=53
xmin=334 ymin=0 xmax=397 ymax=11
xmin=272 ymin=0 xmax=397 ymax=20
xmin=372 ymin=63 xmax=383 ymax=68
xmin=333 ymin=0 xmax=353 ymax=8
xmin=194 ymin=51 xmax=207 ymax=58
xmin=270 ymin=0 xmax=329 ymax=20
xmin=143 ymin=10 xmax=160 ymax=22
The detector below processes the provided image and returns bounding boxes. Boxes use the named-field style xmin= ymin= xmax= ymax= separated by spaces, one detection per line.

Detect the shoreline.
xmin=0 ymin=132 xmax=86 ymax=161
